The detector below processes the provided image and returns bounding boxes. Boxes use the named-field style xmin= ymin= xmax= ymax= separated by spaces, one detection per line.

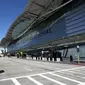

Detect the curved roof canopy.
xmin=1 ymin=0 xmax=73 ymax=46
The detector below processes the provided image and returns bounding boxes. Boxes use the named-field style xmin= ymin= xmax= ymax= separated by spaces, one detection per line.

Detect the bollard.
xmin=47 ymin=57 xmax=49 ymax=61
xmin=41 ymin=57 xmax=42 ymax=60
xmin=50 ymin=57 xmax=52 ymax=61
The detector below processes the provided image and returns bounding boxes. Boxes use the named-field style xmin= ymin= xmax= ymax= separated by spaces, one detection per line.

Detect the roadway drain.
xmin=0 ymin=70 xmax=5 ymax=73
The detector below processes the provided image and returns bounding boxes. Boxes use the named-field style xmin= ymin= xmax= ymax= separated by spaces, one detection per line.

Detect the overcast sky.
xmin=0 ymin=0 xmax=28 ymax=40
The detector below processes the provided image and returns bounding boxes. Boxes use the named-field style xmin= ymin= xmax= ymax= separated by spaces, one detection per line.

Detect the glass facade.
xmin=65 ymin=3 xmax=85 ymax=36
xmin=12 ymin=20 xmax=33 ymax=39
xmin=59 ymin=45 xmax=85 ymax=60
xmin=7 ymin=1 xmax=85 ymax=58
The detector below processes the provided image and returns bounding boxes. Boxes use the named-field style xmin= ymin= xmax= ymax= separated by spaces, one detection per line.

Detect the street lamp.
xmin=77 ymin=45 xmax=80 ymax=64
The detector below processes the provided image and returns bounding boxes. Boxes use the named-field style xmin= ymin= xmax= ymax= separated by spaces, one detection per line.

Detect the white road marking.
xmin=78 ymin=83 xmax=85 ymax=85
xmin=11 ymin=63 xmax=16 ymax=65
xmin=11 ymin=78 xmax=21 ymax=85
xmin=39 ymin=74 xmax=66 ymax=85
xmin=26 ymin=76 xmax=43 ymax=85
xmin=71 ymin=69 xmax=85 ymax=73
xmin=49 ymin=72 xmax=84 ymax=84
xmin=0 ymin=72 xmax=50 ymax=82
xmin=24 ymin=68 xmax=32 ymax=71
xmin=0 ymin=66 xmax=85 ymax=82
xmin=67 ymin=70 xmax=85 ymax=76
xmin=53 ymin=66 xmax=85 ymax=73
xmin=59 ymin=71 xmax=85 ymax=80
xmin=74 ymin=69 xmax=85 ymax=72
xmin=81 ymin=77 xmax=85 ymax=79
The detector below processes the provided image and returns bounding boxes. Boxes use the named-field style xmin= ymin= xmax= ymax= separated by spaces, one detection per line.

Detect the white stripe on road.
xmin=49 ymin=72 xmax=84 ymax=84
xmin=74 ymin=69 xmax=85 ymax=72
xmin=53 ymin=66 xmax=85 ymax=73
xmin=78 ymin=83 xmax=85 ymax=85
xmin=67 ymin=70 xmax=85 ymax=76
xmin=26 ymin=76 xmax=43 ymax=85
xmin=65 ymin=71 xmax=85 ymax=80
xmin=24 ymin=68 xmax=32 ymax=71
xmin=11 ymin=78 xmax=21 ymax=85
xmin=59 ymin=71 xmax=85 ymax=80
xmin=39 ymin=74 xmax=66 ymax=85
xmin=0 ymin=66 xmax=85 ymax=82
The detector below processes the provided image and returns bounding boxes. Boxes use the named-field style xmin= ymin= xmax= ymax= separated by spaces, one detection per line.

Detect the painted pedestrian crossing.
xmin=0 ymin=68 xmax=85 ymax=85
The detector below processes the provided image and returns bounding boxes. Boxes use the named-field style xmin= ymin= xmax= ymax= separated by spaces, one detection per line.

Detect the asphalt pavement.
xmin=0 ymin=57 xmax=85 ymax=85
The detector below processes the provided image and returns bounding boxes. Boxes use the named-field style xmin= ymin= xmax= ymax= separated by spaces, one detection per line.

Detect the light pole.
xmin=77 ymin=45 xmax=80 ymax=64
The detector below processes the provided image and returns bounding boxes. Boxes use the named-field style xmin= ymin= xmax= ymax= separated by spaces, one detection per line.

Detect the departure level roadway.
xmin=0 ymin=57 xmax=85 ymax=85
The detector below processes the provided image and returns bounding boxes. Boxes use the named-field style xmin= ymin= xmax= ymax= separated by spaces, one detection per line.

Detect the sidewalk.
xmin=12 ymin=56 xmax=85 ymax=66
xmin=59 ymin=57 xmax=85 ymax=66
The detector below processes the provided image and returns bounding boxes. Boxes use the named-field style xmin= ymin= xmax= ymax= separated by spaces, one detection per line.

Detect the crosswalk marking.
xmin=0 ymin=66 xmax=84 ymax=82
xmin=0 ymin=69 xmax=85 ymax=85
xmin=59 ymin=71 xmax=85 ymax=80
xmin=24 ymin=68 xmax=32 ymax=71
xmin=53 ymin=66 xmax=85 ymax=73
xmin=78 ymin=83 xmax=85 ymax=85
xmin=39 ymin=74 xmax=66 ymax=85
xmin=67 ymin=70 xmax=85 ymax=76
xmin=49 ymin=72 xmax=84 ymax=84
xmin=63 ymin=70 xmax=85 ymax=80
xmin=26 ymin=76 xmax=43 ymax=85
xmin=11 ymin=78 xmax=21 ymax=85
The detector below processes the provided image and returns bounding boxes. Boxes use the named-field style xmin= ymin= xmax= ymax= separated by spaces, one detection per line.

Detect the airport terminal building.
xmin=1 ymin=0 xmax=85 ymax=61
